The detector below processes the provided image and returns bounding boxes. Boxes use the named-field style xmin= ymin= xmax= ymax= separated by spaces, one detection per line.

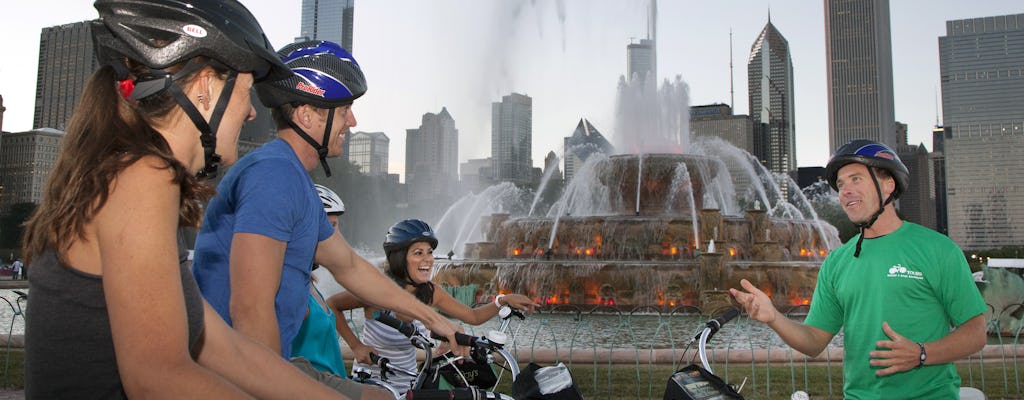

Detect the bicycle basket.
xmin=435 ymin=358 xmax=499 ymax=389
xmin=664 ymin=364 xmax=743 ymax=400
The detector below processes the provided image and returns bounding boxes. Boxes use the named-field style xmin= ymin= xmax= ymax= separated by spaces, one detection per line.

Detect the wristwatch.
xmin=917 ymin=342 xmax=927 ymax=368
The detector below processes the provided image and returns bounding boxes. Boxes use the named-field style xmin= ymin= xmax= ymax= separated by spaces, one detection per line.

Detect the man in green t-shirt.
xmin=730 ymin=139 xmax=987 ymax=399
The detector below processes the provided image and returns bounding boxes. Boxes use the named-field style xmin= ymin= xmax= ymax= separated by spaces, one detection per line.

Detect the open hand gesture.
xmin=869 ymin=321 xmax=922 ymax=376
xmin=728 ymin=279 xmax=779 ymax=324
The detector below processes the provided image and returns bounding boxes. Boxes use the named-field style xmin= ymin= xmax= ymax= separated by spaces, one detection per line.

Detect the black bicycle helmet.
xmin=257 ymin=40 xmax=367 ymax=177
xmin=383 ymin=219 xmax=438 ymax=255
xmin=825 ymin=139 xmax=910 ymax=257
xmin=92 ymin=0 xmax=290 ymax=82
xmin=825 ymin=140 xmax=909 ymax=200
xmin=92 ymin=0 xmax=291 ymax=178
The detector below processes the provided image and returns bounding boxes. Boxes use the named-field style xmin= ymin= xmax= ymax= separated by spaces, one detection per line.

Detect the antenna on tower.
xmin=934 ymin=85 xmax=940 ymax=126
xmin=730 ymin=28 xmax=735 ymax=110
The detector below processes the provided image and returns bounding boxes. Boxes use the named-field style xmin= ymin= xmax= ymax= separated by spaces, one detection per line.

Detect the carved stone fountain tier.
xmin=440 ymin=153 xmax=837 ymax=314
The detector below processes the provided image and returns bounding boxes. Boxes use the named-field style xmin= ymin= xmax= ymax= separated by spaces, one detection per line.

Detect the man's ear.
xmin=293 ymin=104 xmax=314 ymax=129
xmin=882 ymin=175 xmax=897 ymax=198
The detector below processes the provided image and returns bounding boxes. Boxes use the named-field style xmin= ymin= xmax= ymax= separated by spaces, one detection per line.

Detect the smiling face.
xmin=311 ymin=103 xmax=355 ymax=158
xmin=835 ymin=163 xmax=895 ymax=225
xmin=404 ymin=241 xmax=435 ymax=285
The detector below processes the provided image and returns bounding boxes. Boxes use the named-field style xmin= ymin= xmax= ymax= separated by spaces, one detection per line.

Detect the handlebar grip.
xmin=429 ymin=331 xmax=478 ymax=346
xmin=373 ymin=311 xmax=417 ymax=338
xmin=708 ymin=307 xmax=740 ymax=331
xmin=406 ymin=388 xmax=488 ymax=400
xmin=368 ymin=352 xmax=383 ymax=365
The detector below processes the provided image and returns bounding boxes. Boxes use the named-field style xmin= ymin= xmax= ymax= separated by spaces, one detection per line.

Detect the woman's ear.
xmin=195 ymin=67 xmax=216 ymax=112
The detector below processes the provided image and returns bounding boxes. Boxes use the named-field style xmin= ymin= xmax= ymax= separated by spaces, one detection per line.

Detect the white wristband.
xmin=493 ymin=294 xmax=506 ymax=308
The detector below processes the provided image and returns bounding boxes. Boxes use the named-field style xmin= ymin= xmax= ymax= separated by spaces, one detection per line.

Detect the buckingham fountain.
xmin=431 ymin=76 xmax=840 ymax=315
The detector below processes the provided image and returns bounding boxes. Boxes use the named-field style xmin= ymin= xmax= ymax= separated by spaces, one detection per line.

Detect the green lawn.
xmin=5 ymin=351 xmax=1022 ymax=399
xmin=491 ymin=362 xmax=1024 ymax=399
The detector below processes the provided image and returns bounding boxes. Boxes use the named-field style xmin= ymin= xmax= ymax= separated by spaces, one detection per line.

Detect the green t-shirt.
xmin=804 ymin=222 xmax=986 ymax=399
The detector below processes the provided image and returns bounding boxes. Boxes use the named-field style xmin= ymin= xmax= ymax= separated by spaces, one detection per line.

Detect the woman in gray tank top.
xmin=20 ymin=1 xmax=348 ymax=399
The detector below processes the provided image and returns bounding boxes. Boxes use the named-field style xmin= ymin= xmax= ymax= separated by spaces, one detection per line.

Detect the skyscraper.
xmin=0 ymin=128 xmax=64 ymax=210
xmin=824 ymin=0 xmax=896 ymax=151
xmin=626 ymin=39 xmax=656 ymax=83
xmin=406 ymin=108 xmax=458 ymax=204
xmin=748 ymin=19 xmax=796 ymax=175
xmin=491 ymin=93 xmax=533 ymax=185
xmin=298 ymin=0 xmax=355 ymax=52
xmin=626 ymin=1 xmax=657 ymax=83
xmin=348 ymin=131 xmax=389 ymax=176
xmin=33 ymin=21 xmax=97 ymax=130
xmin=563 ymin=118 xmax=612 ymax=181
xmin=931 ymin=125 xmax=949 ymax=235
xmin=689 ymin=104 xmax=756 ymax=156
xmin=939 ymin=13 xmax=1024 ymax=250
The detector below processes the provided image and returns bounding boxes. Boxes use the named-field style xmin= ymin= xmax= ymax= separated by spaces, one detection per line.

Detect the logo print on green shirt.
xmin=887 ymin=263 xmax=924 ymax=280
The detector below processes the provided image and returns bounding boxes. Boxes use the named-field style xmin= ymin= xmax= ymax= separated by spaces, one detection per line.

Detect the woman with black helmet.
xmin=20 ymin=0 xmax=348 ymax=398
xmin=729 ymin=140 xmax=986 ymax=399
xmin=329 ymin=219 xmax=539 ymax=395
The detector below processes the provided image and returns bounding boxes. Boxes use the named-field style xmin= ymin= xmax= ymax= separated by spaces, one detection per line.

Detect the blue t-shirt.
xmin=193 ymin=138 xmax=334 ymax=357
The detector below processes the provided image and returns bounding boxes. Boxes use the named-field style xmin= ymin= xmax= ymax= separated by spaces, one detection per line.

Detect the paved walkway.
xmin=0 ymin=390 xmax=22 ymax=400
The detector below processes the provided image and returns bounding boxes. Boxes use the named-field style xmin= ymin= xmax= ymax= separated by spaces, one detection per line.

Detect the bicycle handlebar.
xmin=701 ymin=307 xmax=740 ymax=341
xmin=429 ymin=331 xmax=479 ymax=347
xmin=373 ymin=311 xmax=418 ymax=338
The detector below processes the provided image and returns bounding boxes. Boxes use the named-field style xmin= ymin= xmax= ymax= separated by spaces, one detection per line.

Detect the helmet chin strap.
xmin=286 ymin=106 xmax=335 ymax=177
xmin=852 ymin=169 xmax=895 ymax=258
xmin=130 ymin=59 xmax=235 ymax=179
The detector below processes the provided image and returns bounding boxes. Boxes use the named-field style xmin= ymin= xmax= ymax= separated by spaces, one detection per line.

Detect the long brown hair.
xmin=21 ymin=61 xmax=217 ymax=264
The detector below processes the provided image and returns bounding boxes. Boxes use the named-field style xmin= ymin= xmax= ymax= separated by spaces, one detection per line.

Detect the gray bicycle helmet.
xmin=93 ymin=0 xmax=289 ymax=82
xmin=92 ymin=0 xmax=291 ymax=178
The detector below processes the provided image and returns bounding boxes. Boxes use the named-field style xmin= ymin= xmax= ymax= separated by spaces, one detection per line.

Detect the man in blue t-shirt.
xmin=192 ymin=42 xmax=462 ymax=399
xmin=730 ymin=140 xmax=986 ymax=399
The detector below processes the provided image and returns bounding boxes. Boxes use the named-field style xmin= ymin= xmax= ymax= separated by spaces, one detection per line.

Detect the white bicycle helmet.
xmin=315 ymin=184 xmax=345 ymax=215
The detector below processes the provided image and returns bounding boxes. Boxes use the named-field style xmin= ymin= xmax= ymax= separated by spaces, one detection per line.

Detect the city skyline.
xmin=1 ymin=1 xmax=1021 ymax=182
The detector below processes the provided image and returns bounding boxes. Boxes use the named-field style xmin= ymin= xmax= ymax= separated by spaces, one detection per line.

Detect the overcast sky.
xmin=1 ymin=1 xmax=1021 ymax=181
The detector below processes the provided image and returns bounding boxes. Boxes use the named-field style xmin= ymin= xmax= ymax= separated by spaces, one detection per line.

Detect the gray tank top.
xmin=25 ymin=232 xmax=205 ymax=399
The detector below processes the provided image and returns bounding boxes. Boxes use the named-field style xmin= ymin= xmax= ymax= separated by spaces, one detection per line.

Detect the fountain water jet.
xmin=433 ymin=66 xmax=838 ymax=314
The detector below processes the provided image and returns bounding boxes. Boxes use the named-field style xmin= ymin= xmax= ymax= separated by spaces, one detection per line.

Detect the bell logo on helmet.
xmin=295 ymin=81 xmax=326 ymax=97
xmin=423 ymin=231 xmax=432 ymax=236
xmin=874 ymin=151 xmax=895 ymax=160
xmin=182 ymin=24 xmax=208 ymax=38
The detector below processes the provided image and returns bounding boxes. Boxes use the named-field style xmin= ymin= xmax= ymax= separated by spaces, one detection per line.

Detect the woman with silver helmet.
xmin=21 ymin=0 xmax=349 ymax=398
